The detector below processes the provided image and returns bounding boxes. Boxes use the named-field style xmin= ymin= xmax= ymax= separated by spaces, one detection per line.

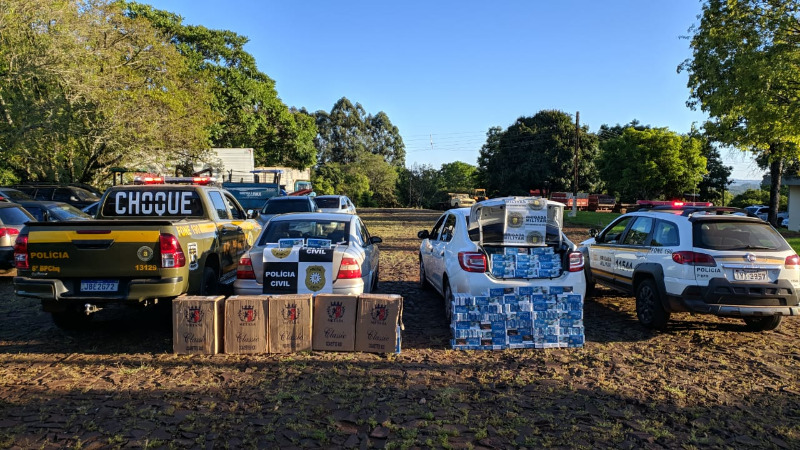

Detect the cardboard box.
xmin=355 ymin=294 xmax=403 ymax=353
xmin=224 ymin=295 xmax=269 ymax=354
xmin=312 ymin=294 xmax=357 ymax=351
xmin=172 ymin=295 xmax=225 ymax=354
xmin=268 ymin=294 xmax=313 ymax=353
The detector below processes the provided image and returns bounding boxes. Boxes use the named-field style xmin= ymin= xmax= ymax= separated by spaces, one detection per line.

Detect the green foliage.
xmin=597 ymin=127 xmax=707 ymax=203
xmin=397 ymin=163 xmax=442 ymax=208
xmin=314 ymin=97 xmax=405 ymax=168
xmin=439 ymin=161 xmax=476 ymax=193
xmin=694 ymin=128 xmax=733 ymax=205
xmin=681 ymin=0 xmax=800 ymax=221
xmin=729 ymin=188 xmax=787 ymax=210
xmin=125 ymin=2 xmax=317 ymax=170
xmin=0 ymin=0 xmax=216 ymax=185
xmin=477 ymin=110 xmax=599 ymax=198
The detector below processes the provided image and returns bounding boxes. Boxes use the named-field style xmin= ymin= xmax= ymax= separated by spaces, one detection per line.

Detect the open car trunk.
xmin=468 ymin=197 xmax=570 ymax=279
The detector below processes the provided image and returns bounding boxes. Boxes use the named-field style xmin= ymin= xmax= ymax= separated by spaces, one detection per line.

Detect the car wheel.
xmin=51 ymin=307 xmax=92 ymax=330
xmin=743 ymin=315 xmax=782 ymax=331
xmin=419 ymin=257 xmax=430 ymax=289
xmin=443 ymin=280 xmax=453 ymax=322
xmin=635 ymin=278 xmax=670 ymax=330
xmin=200 ymin=267 xmax=219 ymax=295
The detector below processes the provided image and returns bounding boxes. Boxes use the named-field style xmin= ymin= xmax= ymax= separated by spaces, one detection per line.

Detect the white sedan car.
xmin=314 ymin=195 xmax=357 ymax=215
xmin=418 ymin=206 xmax=586 ymax=318
xmin=234 ymin=212 xmax=381 ymax=295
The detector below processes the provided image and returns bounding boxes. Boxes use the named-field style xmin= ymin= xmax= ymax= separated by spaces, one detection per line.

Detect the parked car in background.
xmin=0 ymin=203 xmax=36 ymax=270
xmin=418 ymin=198 xmax=586 ymax=319
xmin=17 ymin=200 xmax=92 ymax=222
xmin=314 ymin=194 xmax=357 ymax=214
xmin=12 ymin=184 xmax=100 ymax=209
xmin=580 ymin=205 xmax=800 ymax=331
xmin=256 ymin=195 xmax=319 ymax=226
xmin=0 ymin=187 xmax=34 ymax=203
xmin=234 ymin=212 xmax=382 ymax=295
xmin=82 ymin=201 xmax=101 ymax=217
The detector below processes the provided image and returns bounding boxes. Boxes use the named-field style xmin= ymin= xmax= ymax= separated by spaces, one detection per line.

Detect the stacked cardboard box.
xmin=172 ymin=293 xmax=402 ymax=354
xmin=490 ymin=247 xmax=562 ymax=279
xmin=450 ymin=285 xmax=584 ymax=350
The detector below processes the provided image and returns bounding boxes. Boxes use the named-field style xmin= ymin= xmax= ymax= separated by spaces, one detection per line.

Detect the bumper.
xmin=13 ymin=276 xmax=186 ymax=302
xmin=234 ymin=278 xmax=365 ymax=296
xmin=675 ymin=278 xmax=800 ymax=317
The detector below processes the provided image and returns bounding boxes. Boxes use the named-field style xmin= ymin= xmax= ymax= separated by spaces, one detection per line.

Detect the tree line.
xmin=1 ymin=0 xmax=799 ymax=219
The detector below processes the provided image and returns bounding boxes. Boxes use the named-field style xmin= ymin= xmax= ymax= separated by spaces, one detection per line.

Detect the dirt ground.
xmin=0 ymin=208 xmax=799 ymax=449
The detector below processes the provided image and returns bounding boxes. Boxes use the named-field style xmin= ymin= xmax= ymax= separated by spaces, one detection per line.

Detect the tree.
xmin=439 ymin=161 xmax=476 ymax=194
xmin=0 ymin=0 xmax=216 ymax=185
xmin=314 ymin=97 xmax=405 ymax=167
xmin=398 ymin=163 xmax=441 ymax=208
xmin=125 ymin=2 xmax=317 ymax=170
xmin=694 ymin=131 xmax=733 ymax=206
xmin=680 ymin=0 xmax=800 ymax=225
xmin=597 ymin=127 xmax=707 ymax=203
xmin=477 ymin=110 xmax=599 ymax=198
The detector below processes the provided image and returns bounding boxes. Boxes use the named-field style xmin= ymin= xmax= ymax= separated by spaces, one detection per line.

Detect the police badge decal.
xmin=305 ymin=265 xmax=326 ymax=292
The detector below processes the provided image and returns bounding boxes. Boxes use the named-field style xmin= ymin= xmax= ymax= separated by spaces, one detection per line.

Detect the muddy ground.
xmin=0 ymin=208 xmax=798 ymax=449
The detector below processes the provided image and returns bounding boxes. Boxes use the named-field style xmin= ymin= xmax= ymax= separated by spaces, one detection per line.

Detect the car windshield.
xmin=262 ymin=198 xmax=314 ymax=214
xmin=73 ymin=188 xmax=100 ymax=202
xmin=51 ymin=204 xmax=92 ymax=220
xmin=260 ymin=219 xmax=350 ymax=245
xmin=0 ymin=189 xmax=33 ymax=201
xmin=315 ymin=197 xmax=340 ymax=208
xmin=693 ymin=220 xmax=791 ymax=251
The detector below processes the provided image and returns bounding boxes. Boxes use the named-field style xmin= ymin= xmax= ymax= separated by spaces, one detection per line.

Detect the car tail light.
xmin=568 ymin=251 xmax=584 ymax=272
xmin=13 ymin=234 xmax=28 ymax=269
xmin=458 ymin=251 xmax=487 ymax=273
xmin=672 ymin=251 xmax=716 ymax=266
xmin=0 ymin=227 xmax=19 ymax=239
xmin=786 ymin=254 xmax=800 ymax=267
xmin=159 ymin=233 xmax=185 ymax=268
xmin=237 ymin=257 xmax=256 ymax=279
xmin=337 ymin=257 xmax=361 ymax=279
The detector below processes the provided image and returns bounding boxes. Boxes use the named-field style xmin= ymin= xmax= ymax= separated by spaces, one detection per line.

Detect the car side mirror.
xmin=589 ymin=228 xmax=598 ymax=237
xmin=247 ymin=209 xmax=259 ymax=219
xmin=369 ymin=236 xmax=382 ymax=245
xmin=417 ymin=230 xmax=429 ymax=239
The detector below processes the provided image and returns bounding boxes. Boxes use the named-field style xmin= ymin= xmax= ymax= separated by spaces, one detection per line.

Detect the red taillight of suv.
xmin=159 ymin=233 xmax=186 ymax=268
xmin=672 ymin=251 xmax=716 ymax=266
xmin=785 ymin=254 xmax=800 ymax=267
xmin=13 ymin=234 xmax=28 ymax=269
xmin=337 ymin=257 xmax=361 ymax=279
xmin=568 ymin=251 xmax=584 ymax=272
xmin=237 ymin=257 xmax=255 ymax=279
xmin=458 ymin=251 xmax=487 ymax=273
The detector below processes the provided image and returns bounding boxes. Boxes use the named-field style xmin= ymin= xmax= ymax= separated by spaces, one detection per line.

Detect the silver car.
xmin=234 ymin=212 xmax=381 ymax=295
xmin=0 ymin=203 xmax=36 ymax=270
xmin=314 ymin=195 xmax=357 ymax=214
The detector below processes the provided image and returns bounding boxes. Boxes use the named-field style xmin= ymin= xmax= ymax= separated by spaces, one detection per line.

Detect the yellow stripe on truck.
xmin=28 ymin=230 xmax=162 ymax=243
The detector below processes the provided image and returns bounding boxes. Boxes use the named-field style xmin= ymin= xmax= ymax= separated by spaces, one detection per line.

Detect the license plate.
xmin=80 ymin=280 xmax=119 ymax=292
xmin=733 ymin=269 xmax=767 ymax=281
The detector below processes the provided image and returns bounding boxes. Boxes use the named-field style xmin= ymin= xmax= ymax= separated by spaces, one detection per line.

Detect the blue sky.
xmin=144 ymin=0 xmax=764 ymax=180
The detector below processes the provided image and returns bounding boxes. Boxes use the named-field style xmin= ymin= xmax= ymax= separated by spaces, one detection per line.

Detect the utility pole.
xmin=570 ymin=111 xmax=580 ymax=217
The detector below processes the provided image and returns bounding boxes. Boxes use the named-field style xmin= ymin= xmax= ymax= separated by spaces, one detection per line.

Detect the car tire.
xmin=584 ymin=267 xmax=595 ymax=300
xmin=372 ymin=265 xmax=380 ymax=292
xmin=200 ymin=267 xmax=219 ymax=295
xmin=443 ymin=280 xmax=453 ymax=322
xmin=419 ymin=257 xmax=430 ymax=289
xmin=51 ymin=307 xmax=92 ymax=330
xmin=635 ymin=278 xmax=670 ymax=330
xmin=743 ymin=315 xmax=782 ymax=331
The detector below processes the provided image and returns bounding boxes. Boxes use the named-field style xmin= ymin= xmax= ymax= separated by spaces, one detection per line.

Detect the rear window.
xmin=0 ymin=189 xmax=33 ymax=201
xmin=260 ymin=219 xmax=350 ymax=245
xmin=693 ymin=220 xmax=791 ymax=251
xmin=262 ymin=198 xmax=314 ymax=214
xmin=0 ymin=206 xmax=34 ymax=225
xmin=100 ymin=189 xmax=205 ymax=218
xmin=315 ymin=197 xmax=340 ymax=208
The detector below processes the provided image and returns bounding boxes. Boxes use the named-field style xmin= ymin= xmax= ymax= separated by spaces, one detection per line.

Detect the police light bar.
xmin=134 ymin=175 xmax=165 ymax=184
xmin=162 ymin=176 xmax=216 ymax=185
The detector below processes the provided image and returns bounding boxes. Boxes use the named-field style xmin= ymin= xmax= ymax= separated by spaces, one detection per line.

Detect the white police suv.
xmin=580 ymin=206 xmax=800 ymax=331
